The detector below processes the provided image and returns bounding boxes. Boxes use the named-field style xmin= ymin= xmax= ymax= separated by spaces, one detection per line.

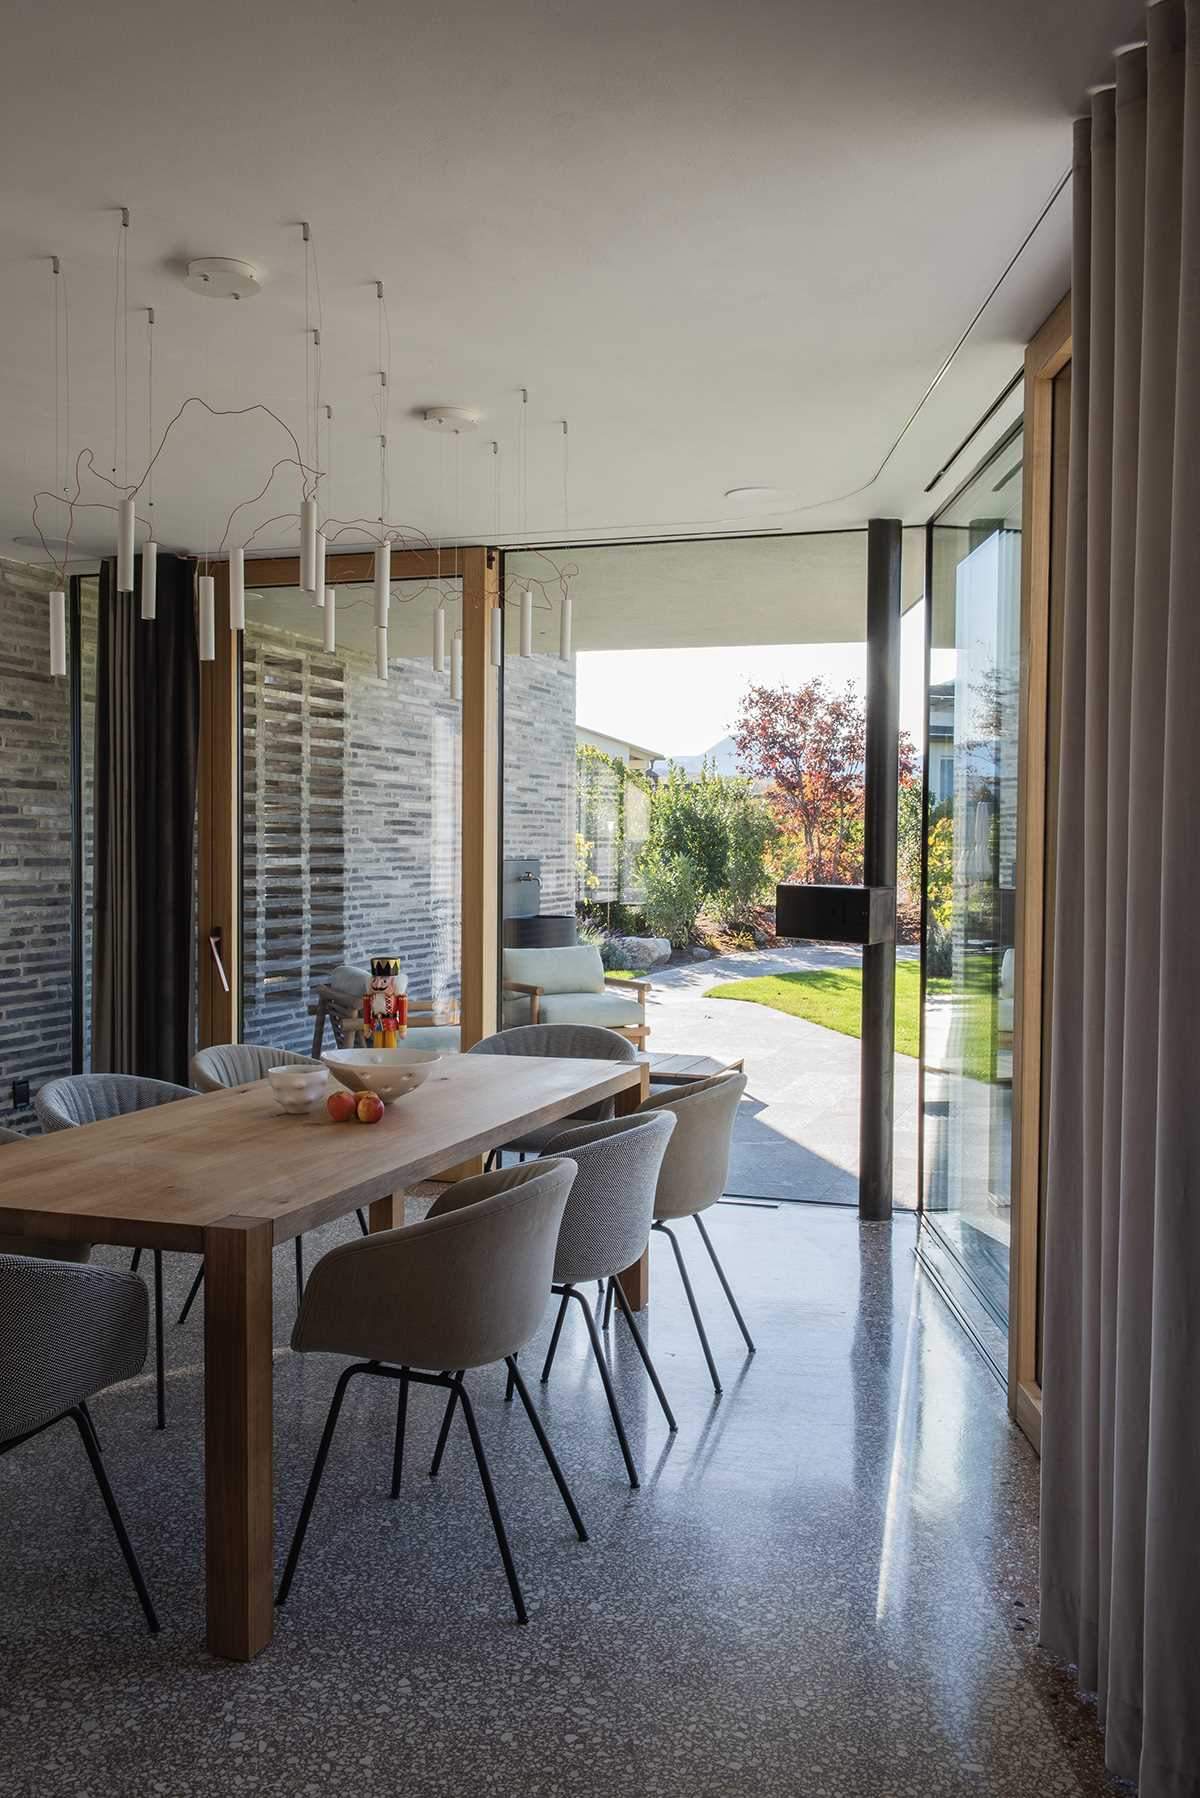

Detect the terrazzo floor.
xmin=0 ymin=1201 xmax=1117 ymax=1798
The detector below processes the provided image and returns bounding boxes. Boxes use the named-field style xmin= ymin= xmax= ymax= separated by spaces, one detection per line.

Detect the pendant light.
xmin=140 ymin=540 xmax=158 ymax=621
xmin=375 ymin=624 xmax=388 ymax=680
xmin=300 ymin=497 xmax=317 ymax=592
xmin=198 ymin=573 xmax=215 ymax=662
xmin=313 ymin=530 xmax=326 ymax=608
xmin=490 ymin=605 xmax=503 ymax=668
xmin=229 ymin=545 xmax=245 ymax=631
xmin=49 ymin=590 xmax=66 ymax=677
xmin=450 ymin=628 xmax=463 ymax=702
xmin=560 ymin=593 xmax=572 ymax=661
xmin=323 ymin=588 xmax=336 ymax=653
xmin=117 ymin=496 xmax=135 ymax=592
xmin=520 ymin=588 xmax=533 ymax=657
xmin=374 ymin=537 xmax=390 ymax=627
xmin=433 ymin=602 xmax=445 ymax=673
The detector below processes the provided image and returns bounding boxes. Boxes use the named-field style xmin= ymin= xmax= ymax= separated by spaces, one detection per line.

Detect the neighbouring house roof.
xmin=576 ymin=724 xmax=666 ymax=765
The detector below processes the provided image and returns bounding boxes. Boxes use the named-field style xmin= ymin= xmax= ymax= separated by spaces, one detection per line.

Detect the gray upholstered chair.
xmin=529 ymin=1109 xmax=677 ymax=1488
xmin=0 ymin=1254 xmax=158 ymax=1630
xmin=178 ymin=1043 xmax=368 ymax=1327
xmin=637 ymin=1070 xmax=754 ymax=1394
xmin=34 ymin=1072 xmax=195 ymax=1430
xmin=278 ymin=1159 xmax=585 ymax=1626
xmin=0 ymin=1125 xmax=91 ymax=1262
xmin=502 ymin=944 xmax=649 ymax=1044
xmin=468 ymin=1022 xmax=638 ymax=1159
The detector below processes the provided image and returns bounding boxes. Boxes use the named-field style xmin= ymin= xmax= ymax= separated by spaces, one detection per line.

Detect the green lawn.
xmin=709 ymin=956 xmax=998 ymax=1078
xmin=709 ymin=962 xmax=924 ymax=1058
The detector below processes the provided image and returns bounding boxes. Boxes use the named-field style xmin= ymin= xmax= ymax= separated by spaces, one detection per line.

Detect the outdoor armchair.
xmin=502 ymin=945 xmax=649 ymax=1046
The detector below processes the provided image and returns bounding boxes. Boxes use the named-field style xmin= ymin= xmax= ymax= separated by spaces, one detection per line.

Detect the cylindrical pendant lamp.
xmin=229 ymin=546 xmax=245 ymax=631
xmin=49 ymin=590 xmax=66 ymax=677
xmin=520 ymin=587 xmax=533 ymax=657
xmin=375 ymin=625 xmax=388 ymax=680
xmin=433 ymin=603 xmax=446 ymax=673
xmin=323 ymin=588 xmax=336 ymax=654
xmin=313 ymin=530 xmax=326 ymax=607
xmin=140 ymin=540 xmax=158 ymax=621
xmin=198 ymin=574 xmax=215 ymax=662
xmin=374 ymin=538 xmax=390 ymax=627
xmin=490 ymin=605 xmax=503 ymax=668
xmin=560 ymin=593 xmax=572 ymax=661
xmin=117 ymin=497 xmax=136 ymax=593
xmin=300 ymin=498 xmax=317 ymax=592
xmin=450 ymin=628 xmax=463 ymax=702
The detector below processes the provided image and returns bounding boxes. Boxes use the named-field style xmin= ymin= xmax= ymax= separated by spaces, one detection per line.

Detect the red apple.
xmin=327 ymin=1089 xmax=357 ymax=1123
xmin=356 ymin=1091 xmax=385 ymax=1125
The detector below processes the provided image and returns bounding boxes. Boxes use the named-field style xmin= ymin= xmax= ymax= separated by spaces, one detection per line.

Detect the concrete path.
xmin=641 ymin=943 xmax=919 ymax=1209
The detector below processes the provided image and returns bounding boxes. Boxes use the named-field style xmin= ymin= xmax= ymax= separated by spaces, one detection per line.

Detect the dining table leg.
xmin=204 ymin=1217 xmax=275 ymax=1660
xmin=369 ymin=1195 xmax=403 ymax=1231
xmin=615 ymin=1062 xmax=652 ymax=1311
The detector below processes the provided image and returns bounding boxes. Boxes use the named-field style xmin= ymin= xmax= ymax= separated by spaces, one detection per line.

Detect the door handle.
xmin=208 ymin=930 xmax=231 ymax=995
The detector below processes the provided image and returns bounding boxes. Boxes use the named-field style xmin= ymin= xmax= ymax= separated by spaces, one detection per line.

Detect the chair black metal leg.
xmin=505 ymin=1357 xmax=588 ymax=1542
xmin=610 ymin=1278 xmax=677 ymax=1432
xmin=540 ymin=1288 xmax=572 ymax=1384
xmin=505 ymin=1353 xmax=516 ymax=1403
xmin=389 ymin=1369 xmax=410 ymax=1499
xmin=654 ymin=1221 xmax=722 ymax=1395
xmin=294 ymin=1235 xmax=305 ymax=1309
xmin=429 ymin=1376 xmax=462 ymax=1477
xmin=277 ymin=1363 xmax=364 ymax=1605
xmin=694 ymin=1213 xmax=755 ymax=1353
xmin=356 ymin=1209 xmax=369 ymax=1237
xmin=177 ymin=1262 xmax=204 ymax=1326
xmin=484 ymin=1149 xmax=500 ymax=1173
xmin=573 ymin=1288 xmax=640 ymax=1488
xmin=70 ymin=1408 xmax=159 ymax=1633
xmin=456 ymin=1380 xmax=528 ymax=1624
xmin=152 ymin=1251 xmax=166 ymax=1430
xmin=129 ymin=1248 xmax=142 ymax=1274
xmin=602 ymin=1277 xmax=615 ymax=1332
xmin=79 ymin=1399 xmax=100 ymax=1452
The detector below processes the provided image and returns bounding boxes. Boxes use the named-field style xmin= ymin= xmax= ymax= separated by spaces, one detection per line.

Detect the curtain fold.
xmin=91 ymin=554 xmax=199 ymax=1085
xmin=1040 ymin=7 xmax=1200 ymax=1795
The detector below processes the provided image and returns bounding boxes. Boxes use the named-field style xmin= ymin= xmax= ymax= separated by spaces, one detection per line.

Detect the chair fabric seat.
xmin=35 ymin=1073 xmax=194 ymax=1132
xmin=506 ymin=990 xmax=643 ymax=1030
xmin=191 ymin=1043 xmax=318 ymax=1093
xmin=0 ymin=1257 xmax=147 ymax=1444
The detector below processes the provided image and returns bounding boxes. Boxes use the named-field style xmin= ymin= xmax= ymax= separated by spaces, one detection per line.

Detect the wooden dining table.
xmin=0 ymin=1051 xmax=648 ymax=1662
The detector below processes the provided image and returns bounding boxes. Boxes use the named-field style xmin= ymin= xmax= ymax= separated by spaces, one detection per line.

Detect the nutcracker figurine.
xmin=363 ymin=956 xmax=409 ymax=1047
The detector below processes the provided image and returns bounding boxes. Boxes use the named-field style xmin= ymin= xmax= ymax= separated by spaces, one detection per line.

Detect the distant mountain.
xmin=667 ymin=735 xmax=740 ymax=778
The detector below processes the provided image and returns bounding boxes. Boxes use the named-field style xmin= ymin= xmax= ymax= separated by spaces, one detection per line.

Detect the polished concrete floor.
xmin=0 ymin=1202 xmax=1117 ymax=1798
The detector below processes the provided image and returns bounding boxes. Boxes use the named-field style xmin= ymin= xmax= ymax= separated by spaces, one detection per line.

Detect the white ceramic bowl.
xmin=322 ymin=1046 xmax=442 ymax=1105
xmin=266 ymin=1064 xmax=331 ymax=1114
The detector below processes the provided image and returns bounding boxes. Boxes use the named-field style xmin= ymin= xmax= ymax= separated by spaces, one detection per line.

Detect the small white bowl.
xmin=266 ymin=1064 xmax=330 ymax=1114
xmin=322 ymin=1046 xmax=442 ymax=1105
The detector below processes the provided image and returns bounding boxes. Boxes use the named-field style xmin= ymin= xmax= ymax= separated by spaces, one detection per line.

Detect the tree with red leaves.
xmin=734 ymin=678 xmax=917 ymax=886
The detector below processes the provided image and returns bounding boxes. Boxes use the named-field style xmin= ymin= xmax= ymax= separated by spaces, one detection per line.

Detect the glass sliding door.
xmin=920 ymin=427 xmax=1023 ymax=1350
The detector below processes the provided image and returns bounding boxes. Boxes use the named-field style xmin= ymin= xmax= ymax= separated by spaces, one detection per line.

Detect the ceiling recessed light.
xmin=723 ymin=486 xmax=793 ymax=512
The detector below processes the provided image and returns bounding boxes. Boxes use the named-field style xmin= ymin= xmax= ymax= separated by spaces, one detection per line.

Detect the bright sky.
xmin=575 ymin=604 xmax=930 ymax=760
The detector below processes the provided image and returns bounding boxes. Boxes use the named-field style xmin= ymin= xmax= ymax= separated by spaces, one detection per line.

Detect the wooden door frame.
xmin=1010 ymin=293 xmax=1071 ymax=1450
xmin=195 ymin=546 xmax=501 ymax=1053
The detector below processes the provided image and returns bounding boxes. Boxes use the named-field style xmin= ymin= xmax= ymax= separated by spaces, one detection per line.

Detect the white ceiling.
xmin=0 ymin=0 xmax=1135 ymax=570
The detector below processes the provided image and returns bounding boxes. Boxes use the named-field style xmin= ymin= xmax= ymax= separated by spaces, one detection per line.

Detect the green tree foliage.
xmin=638 ymin=847 xmax=707 ymax=947
xmin=635 ymin=762 xmax=778 ymax=940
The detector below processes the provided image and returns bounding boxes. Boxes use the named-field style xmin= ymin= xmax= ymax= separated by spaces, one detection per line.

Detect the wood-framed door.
xmin=1010 ymin=293 xmax=1071 ymax=1450
xmin=195 ymin=545 xmax=502 ymax=1053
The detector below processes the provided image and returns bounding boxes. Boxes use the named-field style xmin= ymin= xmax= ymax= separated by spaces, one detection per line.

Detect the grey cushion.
xmin=191 ymin=1043 xmax=319 ymax=1093
xmin=522 ymin=991 xmax=643 ymax=1029
xmin=503 ymin=945 xmax=605 ymax=995
xmin=0 ymin=1125 xmax=91 ymax=1263
xmin=0 ymin=1257 xmax=147 ymax=1443
xmin=34 ymin=1074 xmax=195 ymax=1133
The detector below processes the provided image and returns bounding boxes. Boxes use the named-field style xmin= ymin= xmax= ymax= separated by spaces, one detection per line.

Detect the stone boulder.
xmin=602 ymin=935 xmax=672 ymax=971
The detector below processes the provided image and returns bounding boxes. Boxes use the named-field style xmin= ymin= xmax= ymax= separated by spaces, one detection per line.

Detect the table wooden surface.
xmin=0 ymin=1052 xmax=646 ymax=1662
xmin=644 ymin=1051 xmax=746 ymax=1085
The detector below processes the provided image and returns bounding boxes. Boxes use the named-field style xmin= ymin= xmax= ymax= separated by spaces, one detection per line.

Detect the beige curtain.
xmin=1040 ymin=5 xmax=1199 ymax=1794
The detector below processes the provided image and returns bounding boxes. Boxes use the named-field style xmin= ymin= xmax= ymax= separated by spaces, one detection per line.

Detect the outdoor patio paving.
xmin=642 ymin=943 xmax=920 ymax=1209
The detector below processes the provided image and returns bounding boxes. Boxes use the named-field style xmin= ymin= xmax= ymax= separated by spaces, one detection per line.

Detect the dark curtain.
xmin=92 ymin=554 xmax=198 ymax=1084
xmin=1040 ymin=6 xmax=1200 ymax=1795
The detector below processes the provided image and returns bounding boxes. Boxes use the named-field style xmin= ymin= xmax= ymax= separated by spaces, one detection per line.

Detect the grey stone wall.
xmin=242 ymin=621 xmax=463 ymax=1055
xmin=502 ymin=653 xmax=576 ymax=915
xmin=0 ymin=563 xmax=72 ymax=1130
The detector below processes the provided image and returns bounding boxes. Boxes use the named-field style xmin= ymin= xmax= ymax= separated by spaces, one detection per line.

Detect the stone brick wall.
xmin=0 ymin=563 xmax=72 ymax=1130
xmin=502 ymin=653 xmax=576 ymax=915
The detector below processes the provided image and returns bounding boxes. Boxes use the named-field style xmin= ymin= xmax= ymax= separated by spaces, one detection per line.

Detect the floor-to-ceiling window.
xmin=919 ymin=427 xmax=1023 ymax=1364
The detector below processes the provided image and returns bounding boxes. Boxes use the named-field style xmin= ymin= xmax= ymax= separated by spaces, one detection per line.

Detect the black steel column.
xmin=860 ymin=520 xmax=901 ymax=1221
